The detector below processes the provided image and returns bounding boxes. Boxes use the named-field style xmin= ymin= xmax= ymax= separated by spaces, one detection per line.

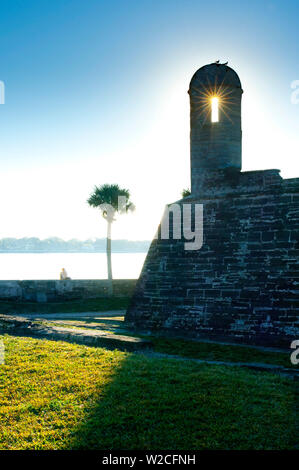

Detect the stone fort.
xmin=126 ymin=62 xmax=299 ymax=347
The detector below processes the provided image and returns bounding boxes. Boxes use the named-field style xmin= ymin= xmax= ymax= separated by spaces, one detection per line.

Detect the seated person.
xmin=60 ymin=268 xmax=70 ymax=280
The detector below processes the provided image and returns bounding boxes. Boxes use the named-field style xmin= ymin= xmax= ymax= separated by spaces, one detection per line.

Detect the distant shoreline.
xmin=0 ymin=238 xmax=151 ymax=254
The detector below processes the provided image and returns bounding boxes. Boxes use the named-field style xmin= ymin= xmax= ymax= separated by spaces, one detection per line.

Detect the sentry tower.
xmin=189 ymin=62 xmax=243 ymax=193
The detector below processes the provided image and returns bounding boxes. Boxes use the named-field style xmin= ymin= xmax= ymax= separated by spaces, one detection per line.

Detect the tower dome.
xmin=189 ymin=62 xmax=243 ymax=193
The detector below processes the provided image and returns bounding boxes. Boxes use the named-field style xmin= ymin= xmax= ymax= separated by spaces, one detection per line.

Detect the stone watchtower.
xmin=189 ymin=63 xmax=242 ymax=192
xmin=126 ymin=62 xmax=299 ymax=348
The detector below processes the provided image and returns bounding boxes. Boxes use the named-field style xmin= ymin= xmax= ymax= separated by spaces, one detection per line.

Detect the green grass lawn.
xmin=0 ymin=334 xmax=297 ymax=450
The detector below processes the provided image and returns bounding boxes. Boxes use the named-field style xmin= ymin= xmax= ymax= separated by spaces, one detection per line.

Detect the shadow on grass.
xmin=64 ymin=353 xmax=298 ymax=450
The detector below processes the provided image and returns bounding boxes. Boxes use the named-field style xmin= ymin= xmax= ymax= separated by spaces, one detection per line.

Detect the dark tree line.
xmin=0 ymin=237 xmax=150 ymax=253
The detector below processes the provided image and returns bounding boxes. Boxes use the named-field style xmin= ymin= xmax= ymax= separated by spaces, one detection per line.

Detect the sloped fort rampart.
xmin=126 ymin=63 xmax=299 ymax=347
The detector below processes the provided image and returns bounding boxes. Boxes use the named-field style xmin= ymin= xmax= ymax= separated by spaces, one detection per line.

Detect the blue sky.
xmin=0 ymin=0 xmax=298 ymax=239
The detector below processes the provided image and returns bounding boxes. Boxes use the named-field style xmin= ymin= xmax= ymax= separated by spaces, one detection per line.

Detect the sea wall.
xmin=0 ymin=279 xmax=136 ymax=302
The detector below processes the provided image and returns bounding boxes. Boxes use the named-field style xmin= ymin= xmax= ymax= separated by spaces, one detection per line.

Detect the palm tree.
xmin=181 ymin=188 xmax=191 ymax=198
xmin=87 ymin=184 xmax=134 ymax=295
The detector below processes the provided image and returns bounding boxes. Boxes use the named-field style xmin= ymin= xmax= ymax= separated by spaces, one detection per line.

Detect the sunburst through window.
xmin=211 ymin=97 xmax=219 ymax=122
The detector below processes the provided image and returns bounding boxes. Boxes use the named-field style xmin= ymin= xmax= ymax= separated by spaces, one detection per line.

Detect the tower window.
xmin=211 ymin=97 xmax=219 ymax=122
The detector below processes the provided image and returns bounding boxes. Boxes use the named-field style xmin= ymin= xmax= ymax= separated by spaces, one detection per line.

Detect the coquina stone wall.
xmin=0 ymin=279 xmax=136 ymax=303
xmin=126 ymin=170 xmax=299 ymax=347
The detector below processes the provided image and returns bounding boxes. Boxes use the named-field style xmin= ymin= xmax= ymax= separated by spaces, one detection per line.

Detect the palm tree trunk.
xmin=106 ymin=220 xmax=113 ymax=296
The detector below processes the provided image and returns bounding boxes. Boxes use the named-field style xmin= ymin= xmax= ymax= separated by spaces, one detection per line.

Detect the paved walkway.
xmin=18 ymin=310 xmax=125 ymax=320
xmin=0 ymin=314 xmax=151 ymax=352
xmin=16 ymin=311 xmax=289 ymax=354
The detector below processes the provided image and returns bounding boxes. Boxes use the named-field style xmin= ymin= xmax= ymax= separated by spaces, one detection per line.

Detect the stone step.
xmin=0 ymin=314 xmax=152 ymax=352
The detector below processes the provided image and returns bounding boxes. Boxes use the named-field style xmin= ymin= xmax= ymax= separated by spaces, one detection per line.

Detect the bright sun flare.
xmin=211 ymin=96 xmax=219 ymax=122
